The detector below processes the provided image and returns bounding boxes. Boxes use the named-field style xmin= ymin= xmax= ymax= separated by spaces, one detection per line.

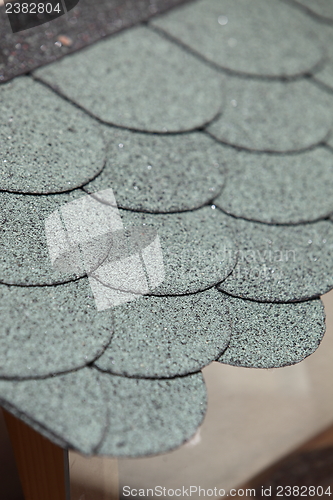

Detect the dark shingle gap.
xmin=214 ymin=206 xmax=332 ymax=228
xmin=214 ymin=286 xmax=321 ymax=305
xmin=88 ymin=191 xmax=226 ymax=216
xmin=0 ymin=334 xmax=112 ymax=382
xmin=94 ymin=276 xmax=236 ymax=300
xmin=202 ymin=129 xmax=329 ymax=157
xmin=311 ymin=72 xmax=333 ymax=94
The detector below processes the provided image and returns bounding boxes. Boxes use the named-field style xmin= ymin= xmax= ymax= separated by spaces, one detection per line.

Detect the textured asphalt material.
xmin=0 ymin=0 xmax=332 ymax=457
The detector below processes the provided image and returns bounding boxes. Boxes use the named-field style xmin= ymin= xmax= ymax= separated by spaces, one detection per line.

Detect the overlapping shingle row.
xmin=0 ymin=0 xmax=332 ymax=456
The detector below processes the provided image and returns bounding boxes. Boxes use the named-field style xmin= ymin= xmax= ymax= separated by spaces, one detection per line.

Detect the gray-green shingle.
xmin=95 ymin=288 xmax=231 ymax=378
xmin=207 ymin=77 xmax=332 ymax=153
xmin=0 ymin=368 xmax=108 ymax=454
xmin=34 ymin=26 xmax=223 ymax=133
xmin=0 ymin=367 xmax=207 ymax=457
xmin=98 ymin=369 xmax=207 ymax=457
xmin=0 ymin=279 xmax=113 ymax=378
xmin=218 ymin=294 xmax=325 ymax=368
xmin=0 ymin=190 xmax=86 ymax=285
xmin=83 ymin=129 xmax=226 ymax=213
xmin=91 ymin=207 xmax=237 ymax=295
xmin=214 ymin=146 xmax=333 ymax=224
xmin=151 ymin=0 xmax=323 ymax=78
xmin=216 ymin=213 xmax=333 ymax=302
xmin=0 ymin=77 xmax=105 ymax=194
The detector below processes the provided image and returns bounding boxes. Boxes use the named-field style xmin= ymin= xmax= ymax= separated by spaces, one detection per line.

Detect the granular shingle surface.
xmin=1 ymin=0 xmax=333 ymax=459
xmin=0 ymin=77 xmax=106 ymax=194
xmin=0 ymin=190 xmax=89 ymax=286
xmin=83 ymin=130 xmax=226 ymax=213
xmin=312 ymin=25 xmax=333 ymax=93
xmin=218 ymin=294 xmax=326 ymax=368
xmin=34 ymin=26 xmax=223 ymax=133
xmin=93 ymin=207 xmax=237 ymax=295
xmin=98 ymin=369 xmax=207 ymax=457
xmin=214 ymin=146 xmax=333 ymax=224
xmin=0 ymin=369 xmax=109 ymax=454
xmin=207 ymin=77 xmax=332 ymax=153
xmin=151 ymin=0 xmax=323 ymax=78
xmin=216 ymin=213 xmax=333 ymax=302
xmin=0 ymin=367 xmax=207 ymax=456
xmin=95 ymin=288 xmax=231 ymax=378
xmin=0 ymin=279 xmax=113 ymax=379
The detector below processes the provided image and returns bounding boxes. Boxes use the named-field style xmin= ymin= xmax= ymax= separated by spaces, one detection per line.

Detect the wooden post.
xmin=3 ymin=409 xmax=69 ymax=500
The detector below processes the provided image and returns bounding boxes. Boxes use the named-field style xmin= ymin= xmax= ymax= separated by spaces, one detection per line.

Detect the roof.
xmin=0 ymin=0 xmax=333 ymax=457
